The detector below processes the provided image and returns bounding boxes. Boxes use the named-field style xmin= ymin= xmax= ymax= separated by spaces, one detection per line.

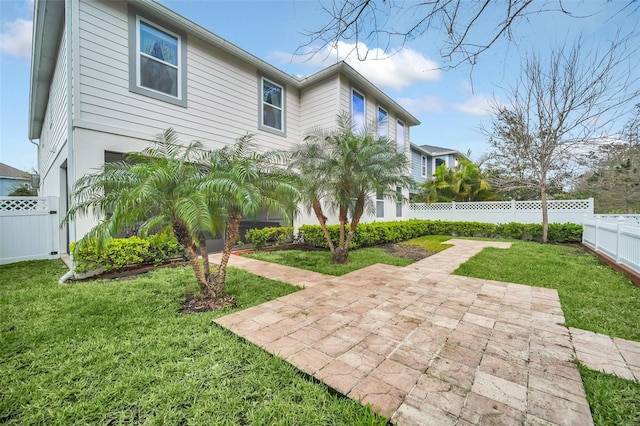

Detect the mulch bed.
xmin=375 ymin=243 xmax=435 ymax=261
xmin=181 ymin=293 xmax=237 ymax=314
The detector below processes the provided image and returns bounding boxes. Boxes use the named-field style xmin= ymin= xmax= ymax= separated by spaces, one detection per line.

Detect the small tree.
xmin=200 ymin=135 xmax=299 ymax=295
xmin=9 ymin=185 xmax=37 ymax=196
xmin=486 ymin=38 xmax=639 ymax=242
xmin=290 ymin=113 xmax=412 ymax=264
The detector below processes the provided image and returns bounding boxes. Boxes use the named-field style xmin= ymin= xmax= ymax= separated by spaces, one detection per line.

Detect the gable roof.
xmin=411 ymin=143 xmax=458 ymax=156
xmin=0 ymin=163 xmax=30 ymax=180
xmin=29 ymin=0 xmax=419 ymax=139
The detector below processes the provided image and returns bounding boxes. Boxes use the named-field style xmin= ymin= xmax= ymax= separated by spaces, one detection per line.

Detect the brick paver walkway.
xmin=212 ymin=239 xmax=636 ymax=425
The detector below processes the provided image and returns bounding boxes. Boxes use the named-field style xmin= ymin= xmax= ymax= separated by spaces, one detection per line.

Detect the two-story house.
xmin=29 ymin=0 xmax=420 ymax=253
xmin=409 ymin=143 xmax=459 ymax=197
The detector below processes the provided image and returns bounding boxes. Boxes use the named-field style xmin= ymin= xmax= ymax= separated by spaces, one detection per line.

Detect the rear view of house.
xmin=29 ymin=0 xmax=420 ymax=254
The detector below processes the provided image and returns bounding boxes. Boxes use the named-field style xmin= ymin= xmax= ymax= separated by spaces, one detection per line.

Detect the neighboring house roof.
xmin=29 ymin=0 xmax=420 ymax=139
xmin=410 ymin=143 xmax=458 ymax=156
xmin=0 ymin=163 xmax=30 ymax=180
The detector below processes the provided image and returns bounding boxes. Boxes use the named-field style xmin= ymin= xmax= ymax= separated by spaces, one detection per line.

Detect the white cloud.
xmin=397 ymin=95 xmax=444 ymax=115
xmin=270 ymin=41 xmax=441 ymax=90
xmin=0 ymin=18 xmax=33 ymax=58
xmin=454 ymin=93 xmax=495 ymax=116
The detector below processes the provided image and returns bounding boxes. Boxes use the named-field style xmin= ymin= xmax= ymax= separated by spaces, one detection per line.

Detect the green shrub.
xmin=70 ymin=231 xmax=186 ymax=273
xmin=245 ymin=227 xmax=294 ymax=249
xmin=298 ymin=220 xmax=583 ymax=248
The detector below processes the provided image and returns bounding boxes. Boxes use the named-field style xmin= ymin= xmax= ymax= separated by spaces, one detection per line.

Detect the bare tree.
xmin=485 ymin=38 xmax=639 ymax=242
xmin=301 ymin=0 xmax=638 ymax=68
xmin=574 ymin=104 xmax=640 ymax=213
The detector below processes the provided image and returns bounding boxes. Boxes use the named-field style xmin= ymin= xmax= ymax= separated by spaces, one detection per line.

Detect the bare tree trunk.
xmin=211 ymin=212 xmax=241 ymax=298
xmin=312 ymin=199 xmax=336 ymax=254
xmin=541 ymin=185 xmax=549 ymax=244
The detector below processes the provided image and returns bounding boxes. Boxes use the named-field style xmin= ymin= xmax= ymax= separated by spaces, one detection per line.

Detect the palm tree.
xmin=421 ymin=157 xmax=496 ymax=202
xmin=200 ymin=135 xmax=299 ymax=295
xmin=66 ymin=129 xmax=298 ymax=305
xmin=290 ymin=113 xmax=413 ymax=264
xmin=66 ymin=129 xmax=222 ymax=300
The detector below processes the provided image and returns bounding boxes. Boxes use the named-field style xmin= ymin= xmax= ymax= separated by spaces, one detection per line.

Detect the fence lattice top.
xmin=409 ymin=199 xmax=592 ymax=212
xmin=0 ymin=197 xmax=50 ymax=212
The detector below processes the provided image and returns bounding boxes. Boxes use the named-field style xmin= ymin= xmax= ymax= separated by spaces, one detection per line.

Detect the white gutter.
xmin=65 ymin=0 xmax=76 ymax=276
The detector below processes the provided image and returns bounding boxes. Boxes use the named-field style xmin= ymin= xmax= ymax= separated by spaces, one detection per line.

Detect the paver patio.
xmin=212 ymin=239 xmax=638 ymax=425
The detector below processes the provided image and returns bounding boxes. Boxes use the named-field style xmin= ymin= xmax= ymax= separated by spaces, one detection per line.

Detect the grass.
xmin=579 ymin=363 xmax=640 ymax=425
xmin=399 ymin=235 xmax=453 ymax=252
xmin=453 ymin=241 xmax=640 ymax=341
xmin=244 ymin=247 xmax=413 ymax=276
xmin=0 ymin=260 xmax=387 ymax=425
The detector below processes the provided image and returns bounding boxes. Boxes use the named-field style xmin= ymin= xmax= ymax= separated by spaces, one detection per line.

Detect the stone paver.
xmin=211 ymin=239 xmax=618 ymax=425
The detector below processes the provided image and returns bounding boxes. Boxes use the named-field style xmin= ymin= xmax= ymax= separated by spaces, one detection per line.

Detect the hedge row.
xmin=71 ymin=232 xmax=186 ymax=273
xmin=298 ymin=220 xmax=582 ymax=248
xmin=244 ymin=226 xmax=294 ymax=249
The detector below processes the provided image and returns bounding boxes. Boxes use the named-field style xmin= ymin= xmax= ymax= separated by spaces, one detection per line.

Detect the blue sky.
xmin=1 ymin=0 xmax=638 ymax=172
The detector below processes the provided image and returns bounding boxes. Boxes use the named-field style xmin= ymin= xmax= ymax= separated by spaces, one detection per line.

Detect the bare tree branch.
xmin=300 ymin=0 xmax=639 ymax=68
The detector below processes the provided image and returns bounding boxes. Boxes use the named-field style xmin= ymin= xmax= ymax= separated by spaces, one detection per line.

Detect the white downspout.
xmin=60 ymin=0 xmax=76 ymax=283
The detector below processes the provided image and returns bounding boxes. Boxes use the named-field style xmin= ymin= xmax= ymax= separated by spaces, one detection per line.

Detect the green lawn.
xmin=244 ymin=247 xmax=413 ymax=276
xmin=0 ymin=260 xmax=386 ymax=425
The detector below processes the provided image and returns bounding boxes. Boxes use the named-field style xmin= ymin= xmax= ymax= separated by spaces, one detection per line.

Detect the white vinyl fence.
xmin=582 ymin=215 xmax=640 ymax=275
xmin=0 ymin=196 xmax=60 ymax=265
xmin=408 ymin=199 xmax=593 ymax=224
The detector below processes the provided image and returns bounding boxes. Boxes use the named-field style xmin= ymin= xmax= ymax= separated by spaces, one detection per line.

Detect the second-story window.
xmin=421 ymin=155 xmax=427 ymax=177
xmin=352 ymin=89 xmax=365 ymax=132
xmin=262 ymin=78 xmax=284 ymax=132
xmin=129 ymin=10 xmax=187 ymax=107
xmin=138 ymin=19 xmax=180 ymax=98
xmin=377 ymin=107 xmax=388 ymax=138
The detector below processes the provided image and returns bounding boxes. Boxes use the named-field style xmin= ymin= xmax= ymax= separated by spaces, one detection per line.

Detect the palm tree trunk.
xmin=312 ymin=199 xmax=336 ymax=253
xmin=333 ymin=207 xmax=349 ymax=264
xmin=199 ymin=236 xmax=211 ymax=281
xmin=211 ymin=212 xmax=241 ymax=298
xmin=172 ymin=220 xmax=211 ymax=298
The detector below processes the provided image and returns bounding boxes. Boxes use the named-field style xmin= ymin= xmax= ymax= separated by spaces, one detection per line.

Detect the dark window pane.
xmin=140 ymin=21 xmax=178 ymax=66
xmin=263 ymin=104 xmax=282 ymax=130
xmin=140 ymin=56 xmax=177 ymax=96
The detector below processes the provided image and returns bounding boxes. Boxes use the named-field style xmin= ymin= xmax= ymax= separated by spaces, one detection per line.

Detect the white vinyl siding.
xmin=76 ymin=0 xmax=300 ymax=152
xmin=300 ymin=75 xmax=341 ymax=133
xmin=39 ymin=26 xmax=68 ymax=181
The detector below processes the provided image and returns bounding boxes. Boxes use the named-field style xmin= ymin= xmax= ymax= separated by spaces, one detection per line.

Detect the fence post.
xmin=588 ymin=198 xmax=594 ymax=217
xmin=594 ymin=215 xmax=600 ymax=250
xmin=511 ymin=199 xmax=516 ymax=222
xmin=616 ymin=216 xmax=625 ymax=263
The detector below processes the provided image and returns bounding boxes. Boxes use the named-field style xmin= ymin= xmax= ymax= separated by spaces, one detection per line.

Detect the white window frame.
xmin=128 ymin=10 xmax=187 ymax=107
xmin=377 ymin=106 xmax=388 ymax=138
xmin=396 ymin=120 xmax=405 ymax=153
xmin=136 ymin=17 xmax=182 ymax=99
xmin=260 ymin=76 xmax=285 ymax=133
xmin=395 ymin=187 xmax=403 ymax=218
xmin=433 ymin=156 xmax=447 ymax=173
xmin=351 ymin=89 xmax=366 ymax=132
xmin=421 ymin=155 xmax=427 ymax=177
